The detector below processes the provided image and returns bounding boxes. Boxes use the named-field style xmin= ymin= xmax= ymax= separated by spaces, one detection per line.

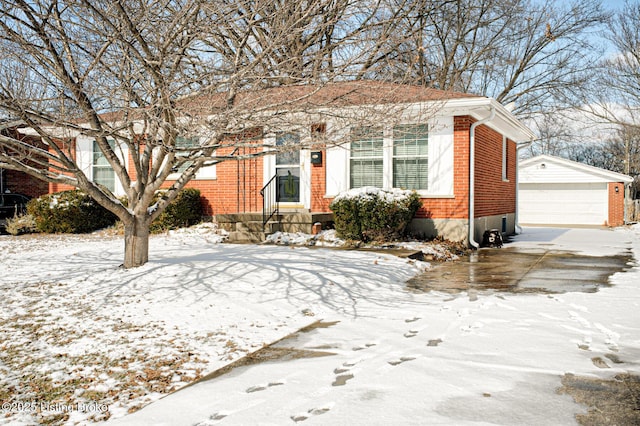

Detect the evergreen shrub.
xmin=27 ymin=190 xmax=117 ymax=233
xmin=329 ymin=187 xmax=421 ymax=242
xmin=149 ymin=188 xmax=203 ymax=232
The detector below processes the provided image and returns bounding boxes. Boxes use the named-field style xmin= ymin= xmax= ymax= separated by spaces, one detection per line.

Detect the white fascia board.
xmin=520 ymin=154 xmax=634 ymax=183
xmin=436 ymin=97 xmax=536 ymax=142
xmin=17 ymin=126 xmax=82 ymax=139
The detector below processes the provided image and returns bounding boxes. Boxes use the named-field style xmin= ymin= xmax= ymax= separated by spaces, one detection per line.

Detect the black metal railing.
xmin=260 ymin=174 xmax=278 ymax=231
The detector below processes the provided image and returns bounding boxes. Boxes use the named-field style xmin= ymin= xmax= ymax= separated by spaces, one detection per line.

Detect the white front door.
xmin=265 ymin=132 xmax=310 ymax=209
xmin=275 ymin=132 xmax=301 ymax=204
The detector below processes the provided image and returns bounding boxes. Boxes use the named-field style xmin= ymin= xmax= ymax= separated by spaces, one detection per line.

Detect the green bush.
xmin=4 ymin=214 xmax=37 ymax=236
xmin=27 ymin=190 xmax=118 ymax=233
xmin=329 ymin=187 xmax=422 ymax=242
xmin=149 ymin=188 xmax=203 ymax=232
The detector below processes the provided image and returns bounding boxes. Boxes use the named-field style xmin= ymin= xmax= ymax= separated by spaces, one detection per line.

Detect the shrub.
xmin=27 ymin=190 xmax=117 ymax=233
xmin=329 ymin=187 xmax=421 ymax=242
xmin=4 ymin=214 xmax=37 ymax=236
xmin=149 ymin=188 xmax=203 ymax=232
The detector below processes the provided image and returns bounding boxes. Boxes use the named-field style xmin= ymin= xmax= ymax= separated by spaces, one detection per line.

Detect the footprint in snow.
xmin=245 ymin=382 xmax=284 ymax=393
xmin=605 ymin=353 xmax=624 ymax=364
xmin=404 ymin=329 xmax=419 ymax=338
xmin=388 ymin=356 xmax=416 ymax=366
xmin=405 ymin=317 xmax=421 ymax=323
xmin=591 ymin=357 xmax=610 ymax=369
xmin=595 ymin=322 xmax=620 ymax=351
xmin=568 ymin=311 xmax=591 ymax=328
xmin=427 ymin=338 xmax=443 ymax=347
xmin=291 ymin=404 xmax=332 ymax=422
xmin=352 ymin=343 xmax=377 ymax=351
xmin=332 ymin=360 xmax=360 ymax=386
xmin=193 ymin=412 xmax=228 ymax=425
xmin=332 ymin=374 xmax=354 ymax=386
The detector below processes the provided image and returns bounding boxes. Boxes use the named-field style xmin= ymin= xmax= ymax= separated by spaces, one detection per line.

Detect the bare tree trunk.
xmin=123 ymin=215 xmax=151 ymax=268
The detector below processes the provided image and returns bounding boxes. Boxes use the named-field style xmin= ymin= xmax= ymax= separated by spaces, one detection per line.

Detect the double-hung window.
xmin=349 ymin=124 xmax=429 ymax=191
xmin=393 ymin=124 xmax=429 ymax=190
xmin=173 ymin=136 xmax=200 ymax=174
xmin=349 ymin=127 xmax=383 ymax=188
xmin=93 ymin=140 xmax=116 ymax=192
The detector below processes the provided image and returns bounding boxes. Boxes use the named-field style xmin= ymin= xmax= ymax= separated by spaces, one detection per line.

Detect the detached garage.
xmin=518 ymin=155 xmax=633 ymax=227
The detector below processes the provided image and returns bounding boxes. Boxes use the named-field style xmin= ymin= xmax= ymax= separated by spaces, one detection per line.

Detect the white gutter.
xmin=468 ymin=107 xmax=496 ymax=248
xmin=514 ymin=141 xmax=533 ymax=234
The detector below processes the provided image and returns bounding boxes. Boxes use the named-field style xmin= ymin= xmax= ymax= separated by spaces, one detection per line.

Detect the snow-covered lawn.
xmin=1 ymin=225 xmax=639 ymax=425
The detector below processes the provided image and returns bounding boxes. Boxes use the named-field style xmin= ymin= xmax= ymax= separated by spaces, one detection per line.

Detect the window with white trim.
xmin=349 ymin=124 xmax=429 ymax=190
xmin=349 ymin=126 xmax=383 ymax=188
xmin=93 ymin=140 xmax=115 ymax=192
xmin=173 ymin=136 xmax=200 ymax=174
xmin=393 ymin=124 xmax=428 ymax=190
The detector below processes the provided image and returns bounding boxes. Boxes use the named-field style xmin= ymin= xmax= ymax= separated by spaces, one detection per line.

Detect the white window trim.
xmin=166 ymin=136 xmax=217 ymax=180
xmin=348 ymin=125 xmax=431 ymax=194
xmin=326 ymin=116 xmax=454 ymax=198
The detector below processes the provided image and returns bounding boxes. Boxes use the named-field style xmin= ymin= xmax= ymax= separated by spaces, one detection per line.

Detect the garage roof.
xmin=519 ymin=154 xmax=633 ymax=184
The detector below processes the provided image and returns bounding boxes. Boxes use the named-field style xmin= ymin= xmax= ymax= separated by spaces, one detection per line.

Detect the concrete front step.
xmin=227 ymin=230 xmax=266 ymax=243
xmin=216 ymin=212 xmax=334 ymax=235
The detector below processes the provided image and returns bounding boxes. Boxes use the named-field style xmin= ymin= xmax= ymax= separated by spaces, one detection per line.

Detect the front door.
xmin=275 ymin=132 xmax=301 ymax=203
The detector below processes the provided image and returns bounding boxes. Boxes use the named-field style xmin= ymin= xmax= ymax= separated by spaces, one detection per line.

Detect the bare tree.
xmin=356 ymin=0 xmax=608 ymax=118
xmin=569 ymin=1 xmax=640 ymax=187
xmin=0 ymin=0 xmax=444 ymax=268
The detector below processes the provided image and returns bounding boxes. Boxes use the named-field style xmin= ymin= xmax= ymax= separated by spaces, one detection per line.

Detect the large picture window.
xmin=93 ymin=140 xmax=115 ymax=192
xmin=349 ymin=127 xmax=383 ymax=188
xmin=393 ymin=124 xmax=428 ymax=190
xmin=348 ymin=125 xmax=429 ymax=190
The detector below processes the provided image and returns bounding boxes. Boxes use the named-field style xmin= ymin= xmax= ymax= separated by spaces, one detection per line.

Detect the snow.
xmin=331 ymin=186 xmax=416 ymax=203
xmin=1 ymin=224 xmax=639 ymax=425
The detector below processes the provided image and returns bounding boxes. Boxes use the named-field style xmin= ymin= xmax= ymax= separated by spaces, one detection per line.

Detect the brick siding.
xmin=607 ymin=182 xmax=625 ymax=226
xmin=162 ymin=135 xmax=263 ymax=216
xmin=36 ymin=115 xmax=518 ymax=223
xmin=474 ymin=123 xmax=517 ymax=217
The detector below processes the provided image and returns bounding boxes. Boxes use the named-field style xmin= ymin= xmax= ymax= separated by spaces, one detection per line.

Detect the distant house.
xmin=518 ymin=154 xmax=634 ymax=227
xmin=24 ymin=82 xmax=536 ymax=244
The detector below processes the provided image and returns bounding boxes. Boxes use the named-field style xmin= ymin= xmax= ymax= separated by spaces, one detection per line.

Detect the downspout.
xmin=514 ymin=141 xmax=533 ymax=234
xmin=468 ymin=107 xmax=496 ymax=248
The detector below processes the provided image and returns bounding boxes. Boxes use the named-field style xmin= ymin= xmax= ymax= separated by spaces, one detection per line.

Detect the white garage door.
xmin=519 ymin=182 xmax=608 ymax=225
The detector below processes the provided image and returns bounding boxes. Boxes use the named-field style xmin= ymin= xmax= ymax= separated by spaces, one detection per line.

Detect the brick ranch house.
xmin=34 ymin=81 xmax=536 ymax=244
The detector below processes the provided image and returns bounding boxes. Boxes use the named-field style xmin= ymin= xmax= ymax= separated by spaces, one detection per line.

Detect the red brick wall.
xmin=474 ymin=123 xmax=516 ymax=217
xmin=607 ymin=182 xmax=625 ymax=226
xmin=49 ymin=139 xmax=77 ymax=193
xmin=3 ymin=169 xmax=48 ymax=198
xmin=0 ymin=131 xmax=49 ymax=197
xmin=162 ymin=139 xmax=263 ymax=216
xmin=310 ymin=150 xmax=330 ymax=212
